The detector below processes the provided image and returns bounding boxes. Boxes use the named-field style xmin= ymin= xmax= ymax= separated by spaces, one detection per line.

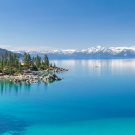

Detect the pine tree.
xmin=11 ymin=55 xmax=13 ymax=65
xmin=8 ymin=53 xmax=12 ymax=65
xmin=13 ymin=53 xmax=16 ymax=65
xmin=22 ymin=52 xmax=28 ymax=65
xmin=44 ymin=55 xmax=49 ymax=67
xmin=39 ymin=56 xmax=41 ymax=66
xmin=36 ymin=55 xmax=41 ymax=68
xmin=9 ymin=64 xmax=12 ymax=74
xmin=17 ymin=55 xmax=20 ymax=60
xmin=1 ymin=60 xmax=3 ymax=69
xmin=54 ymin=62 xmax=56 ymax=68
xmin=2 ymin=55 xmax=4 ymax=61
xmin=17 ymin=55 xmax=20 ymax=67
xmin=31 ymin=56 xmax=35 ymax=67
xmin=19 ymin=62 xmax=22 ymax=72
xmin=50 ymin=63 xmax=52 ymax=67
xmin=27 ymin=54 xmax=31 ymax=66
xmin=1 ymin=54 xmax=5 ymax=69
xmin=15 ymin=59 xmax=19 ymax=68
xmin=47 ymin=56 xmax=49 ymax=66
xmin=4 ymin=51 xmax=8 ymax=66
xmin=42 ymin=60 xmax=44 ymax=66
xmin=6 ymin=60 xmax=9 ymax=67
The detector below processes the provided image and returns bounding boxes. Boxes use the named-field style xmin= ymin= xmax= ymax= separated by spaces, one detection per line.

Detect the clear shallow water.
xmin=1 ymin=59 xmax=135 ymax=135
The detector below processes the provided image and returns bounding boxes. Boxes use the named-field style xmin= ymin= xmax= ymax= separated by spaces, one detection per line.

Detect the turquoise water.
xmin=1 ymin=59 xmax=135 ymax=135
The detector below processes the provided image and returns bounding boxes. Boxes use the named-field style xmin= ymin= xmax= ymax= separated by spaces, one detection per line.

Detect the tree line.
xmin=22 ymin=52 xmax=56 ymax=69
xmin=0 ymin=51 xmax=56 ymax=74
xmin=0 ymin=51 xmax=21 ymax=73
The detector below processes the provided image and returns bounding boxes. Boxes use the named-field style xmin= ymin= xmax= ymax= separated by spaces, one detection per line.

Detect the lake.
xmin=1 ymin=59 xmax=135 ymax=135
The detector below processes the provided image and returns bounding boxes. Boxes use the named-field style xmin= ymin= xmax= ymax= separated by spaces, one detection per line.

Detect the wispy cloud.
xmin=0 ymin=45 xmax=59 ymax=51
xmin=0 ymin=45 xmax=12 ymax=49
xmin=12 ymin=46 xmax=59 ymax=51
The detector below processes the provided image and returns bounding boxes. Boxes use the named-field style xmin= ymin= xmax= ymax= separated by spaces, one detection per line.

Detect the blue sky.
xmin=0 ymin=0 xmax=135 ymax=51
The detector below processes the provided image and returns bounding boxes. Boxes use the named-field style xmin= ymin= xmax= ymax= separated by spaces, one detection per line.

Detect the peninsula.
xmin=0 ymin=51 xmax=68 ymax=84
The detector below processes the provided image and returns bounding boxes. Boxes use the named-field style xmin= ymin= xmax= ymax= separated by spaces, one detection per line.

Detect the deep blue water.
xmin=1 ymin=59 xmax=135 ymax=135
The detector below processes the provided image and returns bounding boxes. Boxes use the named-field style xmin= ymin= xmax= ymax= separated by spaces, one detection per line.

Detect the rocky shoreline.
xmin=0 ymin=67 xmax=69 ymax=84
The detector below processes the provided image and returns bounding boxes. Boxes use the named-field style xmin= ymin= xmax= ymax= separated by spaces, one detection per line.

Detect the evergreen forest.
xmin=0 ymin=51 xmax=56 ymax=74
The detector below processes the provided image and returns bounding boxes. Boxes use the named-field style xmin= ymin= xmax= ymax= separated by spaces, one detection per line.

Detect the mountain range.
xmin=0 ymin=48 xmax=23 ymax=57
xmin=11 ymin=46 xmax=135 ymax=59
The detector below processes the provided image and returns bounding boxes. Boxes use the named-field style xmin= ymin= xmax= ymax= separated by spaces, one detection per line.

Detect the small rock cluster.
xmin=12 ymin=74 xmax=62 ymax=84
xmin=35 ymin=67 xmax=68 ymax=74
xmin=42 ymin=74 xmax=62 ymax=81
xmin=7 ymin=67 xmax=69 ymax=84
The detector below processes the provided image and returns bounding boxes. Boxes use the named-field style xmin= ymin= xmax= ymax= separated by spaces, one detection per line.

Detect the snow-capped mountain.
xmin=11 ymin=46 xmax=135 ymax=59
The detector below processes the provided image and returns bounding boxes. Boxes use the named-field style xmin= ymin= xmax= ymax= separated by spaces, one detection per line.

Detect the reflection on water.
xmin=1 ymin=59 xmax=135 ymax=94
xmin=1 ymin=59 xmax=135 ymax=135
xmin=51 ymin=59 xmax=135 ymax=67
xmin=0 ymin=79 xmax=57 ymax=95
xmin=0 ymin=79 xmax=30 ymax=94
xmin=50 ymin=59 xmax=135 ymax=75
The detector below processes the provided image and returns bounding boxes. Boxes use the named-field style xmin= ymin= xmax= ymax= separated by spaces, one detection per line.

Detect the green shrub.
xmin=15 ymin=71 xmax=22 ymax=74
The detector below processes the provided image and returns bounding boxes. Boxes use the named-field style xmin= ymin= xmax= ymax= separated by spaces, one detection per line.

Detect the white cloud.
xmin=0 ymin=45 xmax=59 ymax=51
xmin=12 ymin=46 xmax=58 ymax=51
xmin=0 ymin=45 xmax=12 ymax=49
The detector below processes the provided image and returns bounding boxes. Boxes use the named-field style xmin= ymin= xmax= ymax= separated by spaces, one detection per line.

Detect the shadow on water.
xmin=0 ymin=113 xmax=27 ymax=135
